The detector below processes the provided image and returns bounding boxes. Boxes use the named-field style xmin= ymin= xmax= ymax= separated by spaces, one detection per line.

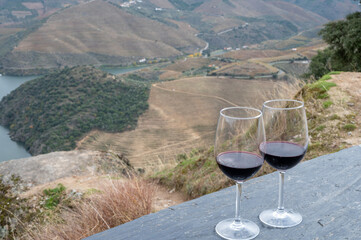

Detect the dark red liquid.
xmin=216 ymin=151 xmax=263 ymax=181
xmin=259 ymin=141 xmax=307 ymax=171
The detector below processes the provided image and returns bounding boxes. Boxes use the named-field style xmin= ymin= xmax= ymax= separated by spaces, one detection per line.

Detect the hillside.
xmin=0 ymin=66 xmax=149 ymax=155
xmin=78 ymin=75 xmax=298 ymax=170
xmin=0 ymin=0 xmax=358 ymax=72
xmin=195 ymin=0 xmax=327 ymax=30
xmin=152 ymin=72 xmax=361 ymax=199
xmin=0 ymin=72 xmax=359 ymax=239
xmin=2 ymin=0 xmax=204 ymax=70
xmin=270 ymin=0 xmax=358 ymax=20
xmin=0 ymin=0 xmax=81 ymax=25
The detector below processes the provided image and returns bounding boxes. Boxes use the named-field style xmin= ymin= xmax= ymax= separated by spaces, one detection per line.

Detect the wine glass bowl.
xmin=214 ymin=107 xmax=265 ymax=240
xmin=259 ymin=99 xmax=308 ymax=228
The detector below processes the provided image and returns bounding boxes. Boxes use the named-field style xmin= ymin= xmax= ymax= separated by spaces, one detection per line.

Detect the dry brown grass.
xmin=211 ymin=61 xmax=278 ymax=76
xmin=30 ymin=179 xmax=154 ymax=240
xmin=152 ymin=78 xmax=305 ymax=199
xmin=158 ymin=70 xmax=183 ymax=81
xmin=301 ymin=72 xmax=361 ymax=160
xmin=0 ymin=27 xmax=24 ymax=35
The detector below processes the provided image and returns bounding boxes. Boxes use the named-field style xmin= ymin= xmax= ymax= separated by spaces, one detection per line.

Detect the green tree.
xmin=308 ymin=12 xmax=361 ymax=79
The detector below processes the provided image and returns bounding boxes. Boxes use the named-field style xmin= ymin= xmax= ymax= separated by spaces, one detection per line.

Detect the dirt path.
xmin=152 ymin=81 xmax=238 ymax=107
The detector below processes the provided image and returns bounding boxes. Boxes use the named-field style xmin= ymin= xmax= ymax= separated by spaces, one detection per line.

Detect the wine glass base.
xmin=215 ymin=218 xmax=259 ymax=240
xmin=259 ymin=209 xmax=302 ymax=228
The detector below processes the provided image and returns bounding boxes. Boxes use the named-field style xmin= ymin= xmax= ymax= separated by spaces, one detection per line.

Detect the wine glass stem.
xmin=235 ymin=182 xmax=243 ymax=224
xmin=278 ymin=171 xmax=285 ymax=211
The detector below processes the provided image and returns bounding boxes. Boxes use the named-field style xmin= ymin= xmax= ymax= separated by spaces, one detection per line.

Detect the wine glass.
xmin=259 ymin=99 xmax=308 ymax=228
xmin=214 ymin=107 xmax=265 ymax=240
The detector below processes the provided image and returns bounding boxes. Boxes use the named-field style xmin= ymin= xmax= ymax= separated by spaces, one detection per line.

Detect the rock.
xmin=0 ymin=150 xmax=101 ymax=186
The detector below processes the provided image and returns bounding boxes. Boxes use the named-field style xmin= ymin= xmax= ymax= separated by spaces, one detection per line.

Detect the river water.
xmin=0 ymin=66 xmax=146 ymax=162
xmin=0 ymin=75 xmax=36 ymax=162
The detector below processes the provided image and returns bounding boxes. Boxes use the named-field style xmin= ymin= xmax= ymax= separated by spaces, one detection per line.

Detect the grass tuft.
xmin=315 ymin=125 xmax=326 ymax=131
xmin=323 ymin=100 xmax=333 ymax=109
xmin=329 ymin=114 xmax=341 ymax=120
xmin=342 ymin=124 xmax=356 ymax=131
xmin=32 ymin=179 xmax=154 ymax=240
xmin=328 ymin=71 xmax=342 ymax=75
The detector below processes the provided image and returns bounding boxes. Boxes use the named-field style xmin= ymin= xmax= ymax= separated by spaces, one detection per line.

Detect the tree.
xmin=308 ymin=12 xmax=361 ymax=79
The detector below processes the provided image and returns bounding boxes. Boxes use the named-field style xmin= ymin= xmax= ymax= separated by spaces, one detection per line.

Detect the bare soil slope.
xmin=78 ymin=76 xmax=298 ymax=170
xmin=12 ymin=0 xmax=204 ymax=60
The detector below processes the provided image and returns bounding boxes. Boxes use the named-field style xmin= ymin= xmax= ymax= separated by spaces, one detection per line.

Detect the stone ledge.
xmin=85 ymin=146 xmax=361 ymax=240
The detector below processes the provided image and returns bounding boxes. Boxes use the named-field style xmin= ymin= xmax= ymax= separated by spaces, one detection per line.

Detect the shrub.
xmin=42 ymin=184 xmax=67 ymax=210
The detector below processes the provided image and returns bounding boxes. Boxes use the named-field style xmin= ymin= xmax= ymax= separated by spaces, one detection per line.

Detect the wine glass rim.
xmin=263 ymin=99 xmax=304 ymax=110
xmin=220 ymin=106 xmax=262 ymax=120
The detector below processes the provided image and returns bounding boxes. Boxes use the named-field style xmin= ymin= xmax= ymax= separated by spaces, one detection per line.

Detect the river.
xmin=0 ymin=66 xmax=146 ymax=162
xmin=0 ymin=75 xmax=36 ymax=162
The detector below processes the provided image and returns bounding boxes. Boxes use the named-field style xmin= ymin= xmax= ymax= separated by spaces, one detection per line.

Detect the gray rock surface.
xmin=0 ymin=150 xmax=100 ymax=185
xmin=86 ymin=146 xmax=361 ymax=240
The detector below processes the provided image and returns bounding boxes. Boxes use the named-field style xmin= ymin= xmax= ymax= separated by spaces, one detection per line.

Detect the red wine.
xmin=216 ymin=151 xmax=263 ymax=181
xmin=259 ymin=141 xmax=307 ymax=170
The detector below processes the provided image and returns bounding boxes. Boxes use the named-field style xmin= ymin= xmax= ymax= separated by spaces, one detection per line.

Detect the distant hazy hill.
xmin=194 ymin=0 xmax=327 ymax=30
xmin=2 ymin=0 xmax=204 ymax=70
xmin=272 ymin=0 xmax=358 ymax=20
xmin=0 ymin=0 xmax=358 ymax=71
xmin=0 ymin=0 xmax=82 ymax=24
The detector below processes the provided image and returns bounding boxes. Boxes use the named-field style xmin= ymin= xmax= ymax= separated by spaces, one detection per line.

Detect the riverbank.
xmin=0 ymin=74 xmax=38 ymax=161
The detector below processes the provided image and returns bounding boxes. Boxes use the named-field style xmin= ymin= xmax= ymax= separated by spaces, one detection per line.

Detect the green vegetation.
xmin=0 ymin=66 xmax=149 ymax=155
xmin=0 ymin=20 xmax=43 ymax=60
xmin=308 ymin=12 xmax=361 ymax=79
xmin=0 ymin=174 xmax=88 ymax=239
xmin=303 ymin=72 xmax=337 ymax=101
xmin=183 ymin=66 xmax=216 ymax=77
xmin=297 ymin=72 xmax=358 ymax=160
xmin=42 ymin=184 xmax=67 ymax=210
xmin=323 ymin=100 xmax=333 ymax=109
xmin=316 ymin=125 xmax=326 ymax=131
xmin=342 ymin=124 xmax=356 ymax=131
